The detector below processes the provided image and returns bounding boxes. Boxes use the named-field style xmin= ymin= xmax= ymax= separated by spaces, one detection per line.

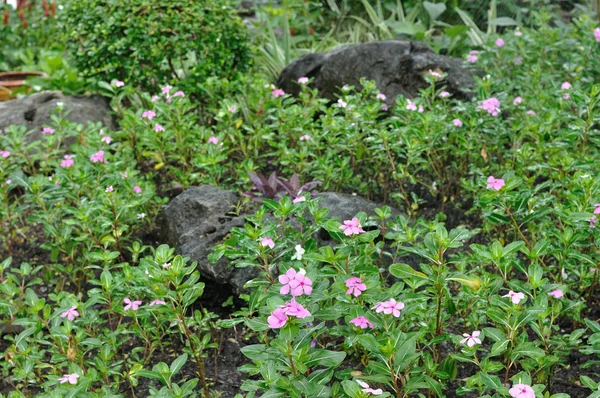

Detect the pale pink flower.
xmin=124 ymin=298 xmax=142 ymax=311
xmin=272 ymin=88 xmax=285 ymax=98
xmin=594 ymin=204 xmax=600 ymax=214
xmin=350 ymin=316 xmax=374 ymax=329
xmin=356 ymin=380 xmax=383 ymax=395
xmin=527 ymin=110 xmax=536 ymax=116
xmin=345 ymin=277 xmax=367 ymax=297
xmin=381 ymin=103 xmax=388 ymax=111
xmin=439 ymin=91 xmax=450 ymax=98
xmin=90 ymin=150 xmax=106 ymax=163
xmin=172 ymin=91 xmax=185 ymax=98
xmin=513 ymin=96 xmax=523 ymax=105
xmin=428 ymin=69 xmax=442 ymax=78
xmin=289 ymin=272 xmax=313 ymax=296
xmin=487 ymin=176 xmax=505 ymax=190
xmin=0 ymin=150 xmax=9 ymax=158
xmin=279 ymin=268 xmax=298 ymax=295
xmin=372 ymin=298 xmax=405 ymax=317
xmin=60 ymin=306 xmax=79 ymax=321
xmin=161 ymin=85 xmax=172 ymax=95
xmin=228 ymin=105 xmax=237 ymax=113
xmin=149 ymin=299 xmax=166 ymax=306
xmin=595 ymin=27 xmax=600 ymax=43
xmin=154 ymin=124 xmax=165 ymax=133
xmin=105 ymin=186 xmax=113 ymax=193
xmin=42 ymin=127 xmax=55 ymax=135
xmin=208 ymin=136 xmax=219 ymax=145
xmin=563 ymin=93 xmax=570 ymax=100
xmin=515 ymin=28 xmax=522 ymax=37
xmin=509 ymin=384 xmax=535 ymax=398
xmin=260 ymin=237 xmax=275 ymax=249
xmin=548 ymin=289 xmax=564 ymax=299
xmin=101 ymin=136 xmax=112 ymax=144
xmin=496 ymin=38 xmax=505 ymax=47
xmin=514 ymin=56 xmax=523 ymax=65
xmin=61 ymin=155 xmax=75 ymax=168
xmin=141 ymin=110 xmax=156 ymax=120
xmin=293 ymin=196 xmax=306 ymax=203
xmin=162 ymin=262 xmax=171 ymax=269
xmin=561 ymin=81 xmax=572 ymax=90
xmin=418 ymin=105 xmax=424 ymax=113
xmin=114 ymin=80 xmax=125 ymax=87
xmin=268 ymin=307 xmax=288 ymax=329
xmin=298 ymin=77 xmax=309 ymax=84
xmin=376 ymin=93 xmax=387 ymax=100
xmin=590 ymin=217 xmax=598 ymax=228
xmin=478 ymin=97 xmax=501 ymax=116
xmin=58 ymin=373 xmax=80 ymax=385
xmin=282 ymin=298 xmax=311 ymax=318
xmin=299 ymin=135 xmax=311 ymax=141
xmin=452 ymin=119 xmax=463 ymax=127
xmin=466 ymin=54 xmax=478 ymax=63
xmin=339 ymin=218 xmax=364 ymax=236
xmin=337 ymin=99 xmax=347 ymax=108
xmin=133 ymin=186 xmax=142 ymax=194
xmin=503 ymin=290 xmax=526 ymax=304
xmin=5 ymin=179 xmax=11 ymax=185
xmin=460 ymin=331 xmax=482 ymax=347
xmin=151 ymin=95 xmax=160 ymax=102
xmin=406 ymin=100 xmax=417 ymax=111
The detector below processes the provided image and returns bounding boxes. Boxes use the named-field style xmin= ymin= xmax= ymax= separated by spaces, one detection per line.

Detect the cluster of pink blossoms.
xmin=590 ymin=204 xmax=600 ymax=228
xmin=90 ymin=150 xmax=107 ymax=163
xmin=478 ymin=97 xmax=501 ymax=116
xmin=267 ymin=298 xmax=311 ymax=329
xmin=272 ymin=88 xmax=286 ymax=98
xmin=345 ymin=277 xmax=367 ymax=296
xmin=372 ymin=298 xmax=405 ymax=317
xmin=466 ymin=50 xmax=479 ymax=63
xmin=60 ymin=154 xmax=75 ymax=168
xmin=42 ymin=127 xmax=55 ymax=135
xmin=59 ymin=373 xmax=80 ymax=385
xmin=339 ymin=217 xmax=364 ymax=236
xmin=1 ymin=150 xmax=11 ymax=158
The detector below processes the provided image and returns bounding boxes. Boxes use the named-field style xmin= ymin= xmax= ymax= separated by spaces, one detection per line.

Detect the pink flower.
xmin=594 ymin=204 xmax=600 ymax=214
xmin=595 ymin=27 xmax=600 ymax=42
xmin=487 ymin=176 xmax=505 ymax=190
xmin=268 ymin=307 xmax=288 ymax=329
xmin=356 ymin=380 xmax=383 ymax=395
xmin=299 ymin=134 xmax=311 ymax=141
xmin=514 ymin=56 xmax=523 ymax=65
xmin=0 ymin=150 xmax=9 ymax=158
xmin=208 ymin=136 xmax=219 ymax=145
xmin=90 ymin=150 xmax=106 ymax=163
xmin=283 ymin=298 xmax=311 ymax=318
xmin=590 ymin=217 xmax=598 ymax=228
xmin=228 ymin=105 xmax=237 ymax=113
xmin=345 ymin=277 xmax=367 ymax=297
xmin=372 ymin=298 xmax=405 ymax=317
xmin=149 ymin=299 xmax=166 ymax=306
xmin=279 ymin=268 xmax=312 ymax=296
xmin=260 ymin=237 xmax=275 ymax=249
xmin=509 ymin=384 xmax=535 ymax=398
xmin=466 ymin=54 xmax=478 ymax=63
xmin=101 ymin=136 xmax=112 ymax=144
xmin=350 ymin=316 xmax=374 ymax=329
xmin=279 ymin=268 xmax=298 ymax=295
xmin=376 ymin=93 xmax=387 ymax=100
xmin=172 ymin=91 xmax=185 ymax=98
xmin=162 ymin=85 xmax=172 ymax=95
xmin=60 ymin=155 xmax=75 ymax=168
xmin=142 ymin=110 xmax=156 ymax=120
xmin=478 ymin=97 xmax=501 ymax=116
xmin=515 ymin=28 xmax=522 ymax=37
xmin=460 ymin=331 xmax=482 ymax=347
xmin=406 ymin=100 xmax=417 ymax=111
xmin=154 ymin=124 xmax=165 ymax=133
xmin=439 ymin=91 xmax=450 ymax=98
xmin=293 ymin=196 xmax=306 ymax=203
xmin=513 ymin=96 xmax=523 ymax=105
xmin=340 ymin=218 xmax=365 ymax=236
xmin=452 ymin=119 xmax=463 ymax=127
xmin=548 ymin=289 xmax=564 ymax=299
xmin=58 ymin=373 xmax=80 ymax=385
xmin=114 ymin=80 xmax=125 ymax=87
xmin=124 ymin=298 xmax=142 ymax=311
xmin=563 ymin=93 xmax=570 ymax=100
xmin=60 ymin=306 xmax=79 ymax=321
xmin=105 ymin=186 xmax=113 ymax=193
xmin=133 ymin=185 xmax=142 ymax=194
xmin=298 ymin=77 xmax=309 ymax=84
xmin=337 ymin=99 xmax=347 ymax=108
xmin=527 ymin=110 xmax=536 ymax=116
xmin=272 ymin=88 xmax=286 ymax=98
xmin=418 ymin=105 xmax=424 ymax=113
xmin=151 ymin=95 xmax=160 ymax=102
xmin=381 ymin=103 xmax=388 ymax=111
xmin=561 ymin=81 xmax=572 ymax=90
xmin=503 ymin=290 xmax=526 ymax=304
xmin=5 ymin=180 xmax=11 ymax=185
xmin=42 ymin=127 xmax=55 ymax=135
xmin=495 ymin=38 xmax=505 ymax=47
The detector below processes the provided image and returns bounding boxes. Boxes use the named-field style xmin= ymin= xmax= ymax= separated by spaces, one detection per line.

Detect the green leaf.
xmin=489 ymin=17 xmax=518 ymax=26
xmin=423 ymin=1 xmax=446 ymax=21
xmin=305 ymin=349 xmax=346 ymax=367
xmin=389 ymin=263 xmax=427 ymax=280
xmin=170 ymin=354 xmax=188 ymax=376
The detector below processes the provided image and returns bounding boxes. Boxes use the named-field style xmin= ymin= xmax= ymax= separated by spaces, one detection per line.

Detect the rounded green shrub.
xmin=62 ymin=0 xmax=252 ymax=92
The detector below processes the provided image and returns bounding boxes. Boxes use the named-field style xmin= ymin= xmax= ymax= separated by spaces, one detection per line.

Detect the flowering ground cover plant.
xmin=4 ymin=6 xmax=600 ymax=398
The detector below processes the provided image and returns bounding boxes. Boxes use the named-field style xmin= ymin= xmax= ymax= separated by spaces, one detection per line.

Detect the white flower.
xmin=291 ymin=245 xmax=305 ymax=261
xmin=137 ymin=213 xmax=146 ymax=219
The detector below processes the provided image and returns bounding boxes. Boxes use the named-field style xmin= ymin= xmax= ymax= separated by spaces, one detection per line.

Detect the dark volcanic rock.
xmin=0 ymin=91 xmax=115 ymax=140
xmin=277 ymin=40 xmax=475 ymax=105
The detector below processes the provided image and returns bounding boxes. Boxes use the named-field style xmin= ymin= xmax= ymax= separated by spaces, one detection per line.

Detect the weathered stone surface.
xmin=158 ymin=185 xmax=255 ymax=292
xmin=0 ymin=91 xmax=115 ymax=140
xmin=277 ymin=40 xmax=475 ymax=105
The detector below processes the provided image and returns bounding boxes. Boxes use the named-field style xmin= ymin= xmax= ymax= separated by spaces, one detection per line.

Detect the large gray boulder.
xmin=0 ymin=91 xmax=115 ymax=140
xmin=277 ymin=40 xmax=475 ymax=105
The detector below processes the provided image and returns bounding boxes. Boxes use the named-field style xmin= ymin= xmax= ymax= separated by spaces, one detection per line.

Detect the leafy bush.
xmin=61 ymin=0 xmax=252 ymax=92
